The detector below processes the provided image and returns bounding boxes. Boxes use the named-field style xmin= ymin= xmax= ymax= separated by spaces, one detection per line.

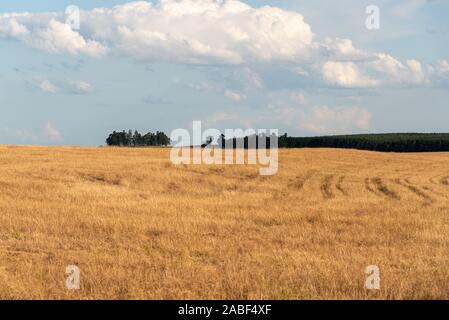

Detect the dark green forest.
xmin=225 ymin=133 xmax=449 ymax=152
xmin=106 ymin=131 xmax=449 ymax=152
xmin=106 ymin=130 xmax=170 ymax=147
xmin=277 ymin=133 xmax=449 ymax=152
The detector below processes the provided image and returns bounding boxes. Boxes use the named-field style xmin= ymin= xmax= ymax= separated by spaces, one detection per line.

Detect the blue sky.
xmin=0 ymin=0 xmax=448 ymax=145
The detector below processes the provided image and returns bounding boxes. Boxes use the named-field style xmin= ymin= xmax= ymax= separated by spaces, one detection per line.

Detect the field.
xmin=0 ymin=145 xmax=448 ymax=299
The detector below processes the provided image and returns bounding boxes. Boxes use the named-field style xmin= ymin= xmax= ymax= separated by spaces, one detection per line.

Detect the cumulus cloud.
xmin=43 ymin=122 xmax=63 ymax=142
xmin=369 ymin=53 xmax=406 ymax=76
xmin=322 ymin=61 xmax=378 ymax=88
xmin=367 ymin=54 xmax=430 ymax=85
xmin=267 ymin=92 xmax=371 ymax=135
xmin=224 ymin=89 xmax=245 ymax=101
xmin=37 ymin=79 xmax=94 ymax=94
xmin=322 ymin=37 xmax=368 ymax=61
xmin=300 ymin=106 xmax=371 ymax=134
xmin=39 ymin=79 xmax=58 ymax=93
xmin=0 ymin=17 xmax=29 ymax=37
xmin=406 ymin=59 xmax=426 ymax=84
xmin=0 ymin=1 xmax=314 ymax=64
xmin=0 ymin=16 xmax=107 ymax=57
xmin=427 ymin=60 xmax=449 ymax=85
xmin=438 ymin=60 xmax=449 ymax=73
xmin=0 ymin=1 xmax=443 ymax=89
xmin=67 ymin=80 xmax=94 ymax=94
xmin=29 ymin=20 xmax=107 ymax=57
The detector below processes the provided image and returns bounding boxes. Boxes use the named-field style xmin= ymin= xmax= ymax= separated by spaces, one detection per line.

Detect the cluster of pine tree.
xmin=277 ymin=133 xmax=449 ymax=152
xmin=106 ymin=130 xmax=170 ymax=147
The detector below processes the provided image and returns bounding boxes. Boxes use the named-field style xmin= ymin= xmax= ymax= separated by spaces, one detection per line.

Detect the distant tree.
xmin=156 ymin=131 xmax=170 ymax=146
xmin=133 ymin=130 xmax=143 ymax=146
xmin=106 ymin=129 xmax=170 ymax=147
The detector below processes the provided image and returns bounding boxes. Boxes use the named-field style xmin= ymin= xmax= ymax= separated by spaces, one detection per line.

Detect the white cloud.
xmin=224 ymin=89 xmax=245 ymax=101
xmin=68 ymin=80 xmax=94 ymax=94
xmin=39 ymin=80 xmax=57 ymax=93
xmin=367 ymin=54 xmax=430 ymax=85
xmin=323 ymin=37 xmax=368 ymax=61
xmin=300 ymin=106 xmax=371 ymax=134
xmin=369 ymin=53 xmax=406 ymax=76
xmin=406 ymin=59 xmax=426 ymax=84
xmin=38 ymin=79 xmax=94 ymax=94
xmin=43 ymin=122 xmax=63 ymax=142
xmin=29 ymin=20 xmax=107 ymax=57
xmin=322 ymin=61 xmax=378 ymax=88
xmin=268 ymin=100 xmax=371 ymax=135
xmin=439 ymin=60 xmax=449 ymax=73
xmin=0 ymin=17 xmax=29 ymax=37
xmin=0 ymin=16 xmax=107 ymax=57
xmin=0 ymin=1 xmax=314 ymax=64
xmin=427 ymin=60 xmax=449 ymax=83
xmin=0 ymin=1 xmax=441 ymax=89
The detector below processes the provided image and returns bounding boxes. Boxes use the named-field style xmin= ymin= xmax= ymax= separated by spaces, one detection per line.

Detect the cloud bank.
xmin=0 ymin=0 xmax=314 ymax=64
xmin=1 ymin=0 xmax=447 ymax=89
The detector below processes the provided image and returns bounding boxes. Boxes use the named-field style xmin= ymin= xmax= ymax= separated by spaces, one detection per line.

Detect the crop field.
xmin=0 ymin=146 xmax=448 ymax=299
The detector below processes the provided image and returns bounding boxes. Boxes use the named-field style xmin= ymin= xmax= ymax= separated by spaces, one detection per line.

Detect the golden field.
xmin=0 ymin=145 xmax=448 ymax=299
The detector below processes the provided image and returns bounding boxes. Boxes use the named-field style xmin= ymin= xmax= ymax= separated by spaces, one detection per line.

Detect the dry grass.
xmin=0 ymin=145 xmax=448 ymax=299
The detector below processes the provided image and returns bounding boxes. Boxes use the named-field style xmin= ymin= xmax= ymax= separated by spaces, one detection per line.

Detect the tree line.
xmin=221 ymin=133 xmax=449 ymax=152
xmin=106 ymin=130 xmax=449 ymax=152
xmin=277 ymin=133 xmax=449 ymax=152
xmin=106 ymin=130 xmax=170 ymax=147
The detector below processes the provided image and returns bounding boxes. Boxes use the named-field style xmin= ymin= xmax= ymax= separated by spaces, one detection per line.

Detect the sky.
xmin=0 ymin=0 xmax=448 ymax=146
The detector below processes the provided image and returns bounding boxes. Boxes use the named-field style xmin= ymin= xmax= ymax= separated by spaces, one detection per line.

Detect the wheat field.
xmin=0 ymin=145 xmax=448 ymax=299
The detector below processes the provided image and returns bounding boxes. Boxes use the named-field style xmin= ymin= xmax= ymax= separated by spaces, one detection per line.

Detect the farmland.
xmin=0 ymin=146 xmax=448 ymax=299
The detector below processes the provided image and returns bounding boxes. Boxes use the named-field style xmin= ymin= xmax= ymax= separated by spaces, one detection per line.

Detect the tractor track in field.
xmin=364 ymin=177 xmax=377 ymax=195
xmin=289 ymin=170 xmax=315 ymax=190
xmin=321 ymin=175 xmax=334 ymax=199
xmin=439 ymin=176 xmax=449 ymax=186
xmin=369 ymin=177 xmax=401 ymax=200
xmin=430 ymin=176 xmax=440 ymax=185
xmin=394 ymin=178 xmax=434 ymax=206
xmin=421 ymin=185 xmax=447 ymax=198
xmin=335 ymin=175 xmax=348 ymax=196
